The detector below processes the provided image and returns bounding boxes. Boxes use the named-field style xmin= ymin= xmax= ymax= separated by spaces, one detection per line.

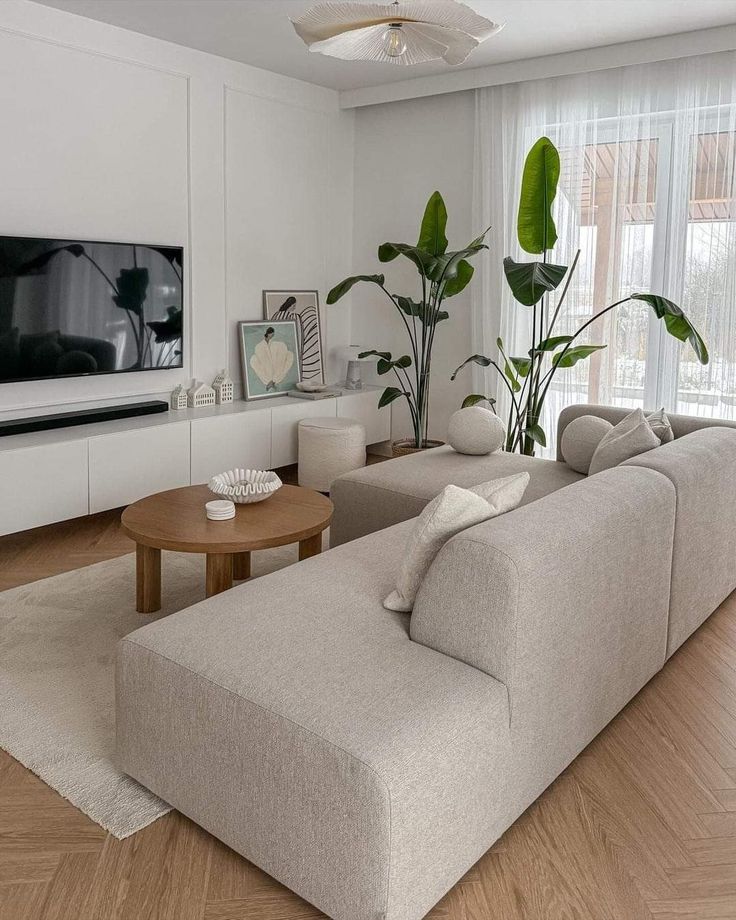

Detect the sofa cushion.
xmin=557 ymin=403 xmax=736 ymax=460
xmin=588 ymin=408 xmax=660 ymax=475
xmin=330 ymin=445 xmax=584 ymax=546
xmin=646 ymin=407 xmax=674 ymax=444
xmin=117 ymin=521 xmax=511 ymax=920
xmin=560 ymin=414 xmax=613 ymax=473
xmin=384 ymin=474 xmax=529 ymax=613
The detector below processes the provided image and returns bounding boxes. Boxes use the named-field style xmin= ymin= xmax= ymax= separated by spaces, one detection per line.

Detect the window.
xmin=550 ymin=113 xmax=736 ymax=423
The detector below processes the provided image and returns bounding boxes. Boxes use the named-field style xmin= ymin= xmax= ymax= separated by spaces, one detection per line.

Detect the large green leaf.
xmin=503 ymin=257 xmax=568 ymax=307
xmin=630 ymin=293 xmax=709 ymax=364
xmin=429 ymin=232 xmax=489 ymax=285
xmin=496 ymin=337 xmax=521 ymax=392
xmin=525 ymin=423 xmax=547 ymax=447
xmin=417 ymin=191 xmax=448 ymax=257
xmin=461 ymin=394 xmax=497 ymax=410
xmin=377 ymin=355 xmax=412 ymax=375
xmin=358 ymin=349 xmax=391 ymax=360
xmin=450 ymin=354 xmax=491 ymax=381
xmin=443 ymin=259 xmax=474 ymax=297
xmin=517 ymin=136 xmax=560 ymax=254
xmin=326 ymin=274 xmax=385 ymax=304
xmin=510 ymin=356 xmax=531 ymax=377
xmin=552 ymin=344 xmax=606 ymax=368
xmin=378 ymin=386 xmax=406 ymax=408
xmin=396 ymin=297 xmax=448 ymax=326
xmin=378 ymin=242 xmax=435 ymax=276
xmin=531 ymin=334 xmax=573 ymax=354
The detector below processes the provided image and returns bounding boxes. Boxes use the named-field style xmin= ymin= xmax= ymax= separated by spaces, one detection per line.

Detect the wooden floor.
xmin=2 ymin=503 xmax=736 ymax=918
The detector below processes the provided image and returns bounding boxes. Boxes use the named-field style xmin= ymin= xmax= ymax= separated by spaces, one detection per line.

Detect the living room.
xmin=2 ymin=1 xmax=736 ymax=918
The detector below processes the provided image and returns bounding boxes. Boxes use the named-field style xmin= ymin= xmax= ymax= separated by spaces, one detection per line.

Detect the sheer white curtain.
xmin=472 ymin=51 xmax=736 ymax=455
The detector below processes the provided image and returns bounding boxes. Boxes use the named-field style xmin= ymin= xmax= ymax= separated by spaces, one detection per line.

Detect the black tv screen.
xmin=0 ymin=236 xmax=183 ymax=383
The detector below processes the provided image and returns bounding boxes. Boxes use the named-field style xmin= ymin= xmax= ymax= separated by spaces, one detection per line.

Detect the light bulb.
xmin=382 ymin=23 xmax=406 ymax=58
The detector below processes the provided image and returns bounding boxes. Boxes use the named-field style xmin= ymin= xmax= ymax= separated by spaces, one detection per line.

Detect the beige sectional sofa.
xmin=116 ymin=405 xmax=736 ymax=920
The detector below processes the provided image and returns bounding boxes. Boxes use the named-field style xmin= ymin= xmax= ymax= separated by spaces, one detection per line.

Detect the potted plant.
xmin=327 ymin=192 xmax=488 ymax=453
xmin=453 ymin=137 xmax=708 ymax=455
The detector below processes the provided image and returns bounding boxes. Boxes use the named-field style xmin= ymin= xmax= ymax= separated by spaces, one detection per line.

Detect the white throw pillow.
xmin=470 ymin=472 xmax=531 ymax=513
xmin=560 ymin=415 xmax=614 ymax=474
xmin=588 ymin=408 xmax=661 ymax=475
xmin=383 ymin=474 xmax=529 ymax=613
xmin=647 ymin=407 xmax=674 ymax=444
xmin=448 ymin=406 xmax=506 ymax=455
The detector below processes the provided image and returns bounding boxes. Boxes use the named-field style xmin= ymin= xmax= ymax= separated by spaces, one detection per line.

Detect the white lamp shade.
xmin=291 ymin=1 xmax=503 ymax=66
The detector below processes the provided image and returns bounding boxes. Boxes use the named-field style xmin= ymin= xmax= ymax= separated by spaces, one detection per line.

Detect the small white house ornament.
xmin=188 ymin=379 xmax=216 ymax=408
xmin=212 ymin=369 xmax=234 ymax=404
xmin=170 ymin=384 xmax=188 ymax=410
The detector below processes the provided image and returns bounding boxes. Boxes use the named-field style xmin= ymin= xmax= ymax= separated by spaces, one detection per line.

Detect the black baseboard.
xmin=0 ymin=400 xmax=169 ymax=438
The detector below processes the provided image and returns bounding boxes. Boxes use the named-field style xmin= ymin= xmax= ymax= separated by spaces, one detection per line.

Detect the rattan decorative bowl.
xmin=208 ymin=469 xmax=282 ymax=504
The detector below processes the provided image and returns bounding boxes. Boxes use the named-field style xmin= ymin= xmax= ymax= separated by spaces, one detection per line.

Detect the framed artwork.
xmin=238 ymin=319 xmax=300 ymax=400
xmin=263 ymin=290 xmax=324 ymax=383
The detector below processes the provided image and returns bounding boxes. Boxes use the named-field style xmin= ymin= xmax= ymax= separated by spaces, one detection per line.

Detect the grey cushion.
xmin=330 ymin=445 xmax=584 ymax=546
xmin=588 ymin=408 xmax=660 ymax=475
xmin=560 ymin=414 xmax=613 ymax=474
xmin=117 ymin=521 xmax=511 ymax=920
xmin=646 ymin=408 xmax=674 ymax=444
xmin=624 ymin=427 xmax=736 ymax=656
xmin=557 ymin=403 xmax=736 ymax=460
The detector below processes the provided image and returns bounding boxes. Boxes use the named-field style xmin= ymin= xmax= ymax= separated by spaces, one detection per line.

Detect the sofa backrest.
xmin=411 ymin=466 xmax=675 ymax=780
xmin=624 ymin=426 xmax=736 ymax=657
xmin=556 ymin=403 xmax=736 ymax=461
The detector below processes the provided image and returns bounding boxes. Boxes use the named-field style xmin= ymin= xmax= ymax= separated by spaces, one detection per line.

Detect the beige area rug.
xmin=0 ymin=543 xmax=302 ymax=838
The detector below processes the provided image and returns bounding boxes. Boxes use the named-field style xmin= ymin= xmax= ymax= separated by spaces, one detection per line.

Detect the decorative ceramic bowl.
xmin=208 ymin=469 xmax=282 ymax=504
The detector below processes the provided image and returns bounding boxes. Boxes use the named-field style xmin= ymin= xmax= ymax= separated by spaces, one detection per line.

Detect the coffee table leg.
xmin=299 ymin=532 xmax=323 ymax=561
xmin=206 ymin=553 xmax=233 ymax=597
xmin=136 ymin=544 xmax=161 ymax=614
xmin=233 ymin=551 xmax=251 ymax=580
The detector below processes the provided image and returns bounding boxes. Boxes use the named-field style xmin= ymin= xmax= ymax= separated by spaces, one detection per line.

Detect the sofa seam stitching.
xmin=119 ymin=636 xmax=394 ymax=914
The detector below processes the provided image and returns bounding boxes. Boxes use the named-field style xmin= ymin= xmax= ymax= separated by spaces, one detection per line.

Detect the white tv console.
xmin=0 ymin=387 xmax=390 ymax=537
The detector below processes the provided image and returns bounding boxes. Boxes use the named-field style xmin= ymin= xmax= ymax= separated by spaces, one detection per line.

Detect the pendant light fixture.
xmin=291 ymin=0 xmax=503 ymax=66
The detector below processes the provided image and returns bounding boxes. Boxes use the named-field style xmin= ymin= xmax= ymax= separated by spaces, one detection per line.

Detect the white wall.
xmin=351 ymin=91 xmax=476 ymax=441
xmin=0 ymin=0 xmax=354 ymax=413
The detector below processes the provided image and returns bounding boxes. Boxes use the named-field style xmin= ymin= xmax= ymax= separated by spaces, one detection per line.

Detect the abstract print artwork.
xmin=238 ymin=319 xmax=300 ymax=400
xmin=263 ymin=290 xmax=324 ymax=383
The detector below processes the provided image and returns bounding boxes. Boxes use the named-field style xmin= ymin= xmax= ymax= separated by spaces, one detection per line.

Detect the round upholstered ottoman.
xmin=298 ymin=417 xmax=366 ymax=492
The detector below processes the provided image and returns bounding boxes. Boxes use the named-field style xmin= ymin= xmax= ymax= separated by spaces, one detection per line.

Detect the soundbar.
xmin=0 ymin=400 xmax=169 ymax=438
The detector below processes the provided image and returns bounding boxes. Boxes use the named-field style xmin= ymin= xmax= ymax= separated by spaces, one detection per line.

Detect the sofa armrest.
xmin=411 ymin=467 xmax=675 ymax=785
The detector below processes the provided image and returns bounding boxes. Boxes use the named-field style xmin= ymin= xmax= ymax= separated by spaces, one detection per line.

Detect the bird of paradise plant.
xmin=327 ymin=192 xmax=488 ymax=449
xmin=452 ymin=136 xmax=708 ymax=455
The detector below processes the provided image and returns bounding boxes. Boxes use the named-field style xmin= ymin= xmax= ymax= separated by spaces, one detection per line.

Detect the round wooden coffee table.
xmin=121 ymin=483 xmax=333 ymax=613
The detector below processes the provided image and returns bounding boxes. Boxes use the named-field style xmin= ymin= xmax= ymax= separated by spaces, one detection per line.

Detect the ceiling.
xmin=31 ymin=0 xmax=736 ymax=92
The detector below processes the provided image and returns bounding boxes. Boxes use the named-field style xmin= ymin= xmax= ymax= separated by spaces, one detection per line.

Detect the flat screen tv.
xmin=0 ymin=236 xmax=183 ymax=383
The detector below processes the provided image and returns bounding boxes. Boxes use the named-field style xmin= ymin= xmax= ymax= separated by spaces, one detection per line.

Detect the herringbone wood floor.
xmin=2 ymin=502 xmax=736 ymax=919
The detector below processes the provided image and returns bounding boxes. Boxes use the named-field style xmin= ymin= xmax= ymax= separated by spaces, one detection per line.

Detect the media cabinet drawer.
xmin=0 ymin=440 xmax=89 ymax=536
xmin=89 ymin=422 xmax=190 ymax=513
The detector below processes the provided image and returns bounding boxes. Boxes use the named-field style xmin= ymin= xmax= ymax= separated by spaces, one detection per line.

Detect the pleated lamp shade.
xmin=291 ymin=0 xmax=503 ymax=66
